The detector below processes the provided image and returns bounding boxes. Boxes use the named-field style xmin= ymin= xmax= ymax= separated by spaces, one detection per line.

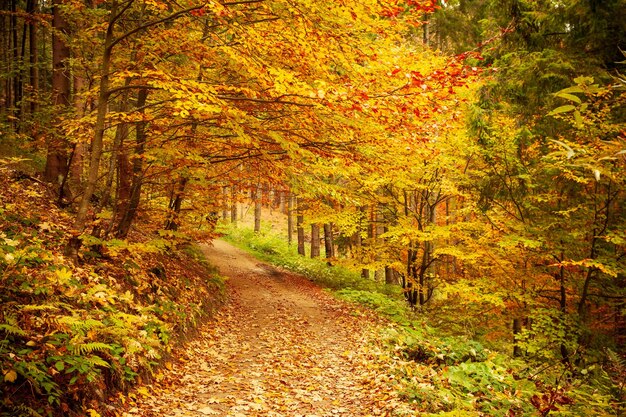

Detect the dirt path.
xmin=122 ymin=240 xmax=404 ymax=417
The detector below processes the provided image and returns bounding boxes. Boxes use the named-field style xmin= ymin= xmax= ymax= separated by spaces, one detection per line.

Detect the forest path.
xmin=122 ymin=240 xmax=403 ymax=417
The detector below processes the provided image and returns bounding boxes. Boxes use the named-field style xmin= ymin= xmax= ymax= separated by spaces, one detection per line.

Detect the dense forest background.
xmin=1 ymin=0 xmax=625 ymax=416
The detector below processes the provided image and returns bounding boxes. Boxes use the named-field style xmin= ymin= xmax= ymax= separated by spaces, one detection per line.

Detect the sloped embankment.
xmin=0 ymin=169 xmax=224 ymax=416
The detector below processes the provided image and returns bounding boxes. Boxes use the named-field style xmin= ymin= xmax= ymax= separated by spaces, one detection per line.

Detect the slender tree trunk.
xmin=254 ymin=184 xmax=262 ymax=233
xmin=65 ymin=1 xmax=118 ymax=257
xmin=222 ymin=186 xmax=229 ymax=220
xmin=116 ymin=87 xmax=149 ymax=238
xmin=287 ymin=193 xmax=294 ymax=245
xmin=10 ymin=0 xmax=21 ymax=129
xmin=101 ymin=88 xmax=130 ymax=222
xmin=230 ymin=185 xmax=238 ymax=224
xmin=164 ymin=177 xmax=188 ymax=231
xmin=323 ymin=223 xmax=334 ymax=260
xmin=45 ymin=0 xmax=71 ymax=185
xmin=27 ymin=0 xmax=38 ymax=115
xmin=360 ymin=205 xmax=370 ymax=279
xmin=1 ymin=10 xmax=9 ymax=117
xmin=310 ymin=223 xmax=321 ymax=258
xmin=68 ymin=74 xmax=86 ymax=194
xmin=296 ymin=198 xmax=305 ymax=256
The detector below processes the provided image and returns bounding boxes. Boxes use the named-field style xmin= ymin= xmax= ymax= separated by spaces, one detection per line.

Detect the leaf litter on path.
xmin=117 ymin=240 xmax=414 ymax=417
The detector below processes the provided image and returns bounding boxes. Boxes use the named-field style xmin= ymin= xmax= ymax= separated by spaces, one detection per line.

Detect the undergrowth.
xmin=0 ymin=169 xmax=225 ymax=417
xmin=225 ymin=224 xmax=623 ymax=416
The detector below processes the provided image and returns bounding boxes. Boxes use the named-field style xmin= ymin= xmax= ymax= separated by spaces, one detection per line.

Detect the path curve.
xmin=123 ymin=240 xmax=402 ymax=417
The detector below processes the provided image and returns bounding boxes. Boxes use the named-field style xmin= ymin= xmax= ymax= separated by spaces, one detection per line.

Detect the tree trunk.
xmin=45 ymin=0 xmax=71 ymax=185
xmin=101 ymin=87 xmax=130 ymax=224
xmin=116 ymin=87 xmax=149 ymax=238
xmin=68 ymin=74 xmax=86 ymax=194
xmin=254 ymin=184 xmax=262 ymax=233
xmin=27 ymin=0 xmax=38 ymax=115
xmin=310 ymin=223 xmax=320 ymax=258
xmin=222 ymin=186 xmax=229 ymax=220
xmin=10 ymin=0 xmax=22 ymax=129
xmin=296 ymin=198 xmax=305 ymax=256
xmin=164 ymin=177 xmax=188 ymax=231
xmin=230 ymin=185 xmax=238 ymax=224
xmin=65 ymin=1 xmax=116 ymax=258
xmin=287 ymin=193 xmax=294 ymax=245
xmin=385 ymin=267 xmax=396 ymax=285
xmin=323 ymin=223 xmax=334 ymax=260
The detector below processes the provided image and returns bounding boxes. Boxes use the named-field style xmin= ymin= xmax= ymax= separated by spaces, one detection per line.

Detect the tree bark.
xmin=27 ymin=0 xmax=38 ymax=115
xmin=164 ymin=177 xmax=188 ymax=231
xmin=287 ymin=192 xmax=294 ymax=245
xmin=45 ymin=0 xmax=71 ymax=185
xmin=68 ymin=74 xmax=86 ymax=193
xmin=323 ymin=223 xmax=334 ymax=260
xmin=254 ymin=184 xmax=262 ymax=233
xmin=222 ymin=186 xmax=229 ymax=220
xmin=296 ymin=197 xmax=305 ymax=256
xmin=116 ymin=87 xmax=149 ymax=238
xmin=310 ymin=223 xmax=320 ymax=258
xmin=230 ymin=185 xmax=238 ymax=224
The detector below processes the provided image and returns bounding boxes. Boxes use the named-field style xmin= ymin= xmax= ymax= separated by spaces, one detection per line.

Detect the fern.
xmin=0 ymin=319 xmax=26 ymax=337
xmin=68 ymin=342 xmax=113 ymax=356
xmin=18 ymin=304 xmax=59 ymax=312
xmin=58 ymin=316 xmax=104 ymax=333
xmin=83 ymin=354 xmax=110 ymax=369
xmin=2 ymin=404 xmax=45 ymax=417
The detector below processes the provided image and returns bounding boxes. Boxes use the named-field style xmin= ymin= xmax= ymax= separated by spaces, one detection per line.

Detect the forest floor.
xmin=119 ymin=239 xmax=409 ymax=417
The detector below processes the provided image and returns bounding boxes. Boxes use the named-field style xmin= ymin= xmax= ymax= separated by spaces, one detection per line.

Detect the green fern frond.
xmin=84 ymin=354 xmax=110 ymax=369
xmin=58 ymin=316 xmax=104 ymax=333
xmin=0 ymin=323 xmax=26 ymax=337
xmin=68 ymin=342 xmax=113 ymax=356
xmin=18 ymin=304 xmax=60 ymax=312
xmin=4 ymin=404 xmax=44 ymax=417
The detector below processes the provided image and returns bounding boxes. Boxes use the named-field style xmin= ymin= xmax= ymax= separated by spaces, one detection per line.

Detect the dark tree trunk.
xmin=164 ymin=177 xmax=188 ymax=231
xmin=10 ymin=0 xmax=22 ymax=128
xmin=230 ymin=185 xmax=238 ymax=224
xmin=296 ymin=197 xmax=305 ymax=256
xmin=254 ymin=184 xmax=262 ymax=233
xmin=116 ymin=88 xmax=149 ymax=238
xmin=287 ymin=193 xmax=294 ymax=245
xmin=323 ymin=223 xmax=334 ymax=260
xmin=385 ymin=267 xmax=396 ymax=285
xmin=45 ymin=0 xmax=71 ymax=185
xmin=310 ymin=223 xmax=320 ymax=258
xmin=222 ymin=186 xmax=229 ymax=220
xmin=28 ymin=0 xmax=38 ymax=115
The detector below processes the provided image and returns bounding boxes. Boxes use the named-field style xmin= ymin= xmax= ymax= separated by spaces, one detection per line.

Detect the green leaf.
xmin=557 ymin=85 xmax=585 ymax=94
xmin=574 ymin=110 xmax=583 ymax=128
xmin=55 ymin=361 xmax=65 ymax=372
xmin=555 ymin=92 xmax=581 ymax=104
xmin=548 ymin=105 xmax=575 ymax=116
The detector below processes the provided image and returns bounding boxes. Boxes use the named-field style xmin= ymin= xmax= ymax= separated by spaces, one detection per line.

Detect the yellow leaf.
xmin=165 ymin=361 xmax=173 ymax=370
xmin=87 ymin=409 xmax=101 ymax=417
xmin=3 ymin=369 xmax=17 ymax=383
xmin=137 ymin=387 xmax=150 ymax=397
